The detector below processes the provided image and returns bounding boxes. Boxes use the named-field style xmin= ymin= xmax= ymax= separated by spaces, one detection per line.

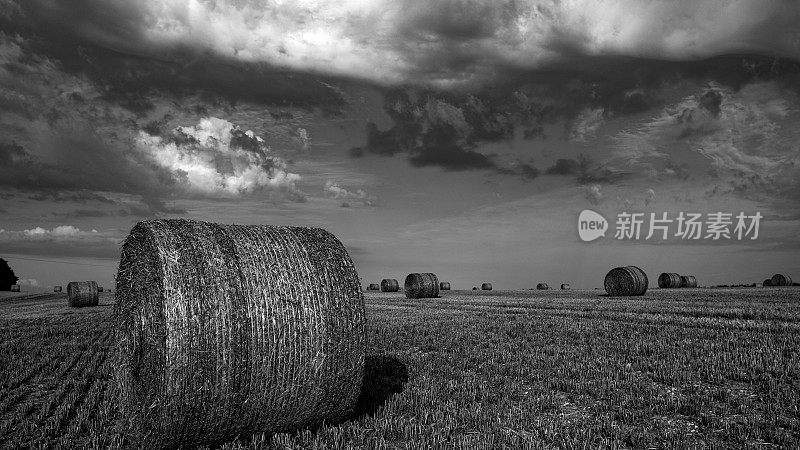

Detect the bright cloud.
xmin=135 ymin=117 xmax=301 ymax=197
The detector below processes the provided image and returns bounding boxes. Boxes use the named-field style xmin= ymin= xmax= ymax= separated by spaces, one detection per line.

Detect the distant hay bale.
xmin=439 ymin=282 xmax=451 ymax=290
xmin=658 ymin=272 xmax=682 ymax=289
xmin=98 ymin=286 xmax=104 ymax=293
xmin=536 ymin=283 xmax=549 ymax=290
xmin=680 ymin=275 xmax=698 ymax=288
xmin=771 ymin=273 xmax=793 ymax=287
xmin=763 ymin=279 xmax=773 ymax=287
xmin=481 ymin=283 xmax=492 ymax=290
xmin=380 ymin=279 xmax=399 ymax=292
xmin=404 ymin=273 xmax=439 ymax=299
xmin=113 ymin=219 xmax=365 ymax=448
xmin=561 ymin=283 xmax=570 ymax=290
xmin=67 ymin=281 xmax=98 ymax=307
xmin=367 ymin=283 xmax=380 ymax=291
xmin=10 ymin=284 xmax=20 ymax=292
xmin=54 ymin=286 xmax=62 ymax=292
xmin=472 ymin=286 xmax=478 ymax=290
xmin=604 ymin=266 xmax=648 ymax=296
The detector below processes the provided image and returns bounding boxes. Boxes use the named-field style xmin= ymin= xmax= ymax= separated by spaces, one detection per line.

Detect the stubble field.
xmin=1 ymin=288 xmax=799 ymax=449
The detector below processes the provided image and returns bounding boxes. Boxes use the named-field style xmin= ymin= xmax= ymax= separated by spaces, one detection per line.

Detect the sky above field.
xmin=1 ymin=0 xmax=800 ymax=289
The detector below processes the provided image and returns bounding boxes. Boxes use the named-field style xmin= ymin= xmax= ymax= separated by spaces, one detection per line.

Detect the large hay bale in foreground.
xmin=113 ymin=219 xmax=365 ymax=448
xmin=604 ymin=266 xmax=648 ymax=296
xmin=404 ymin=273 xmax=439 ymax=299
xmin=367 ymin=283 xmax=380 ymax=291
xmin=54 ymin=285 xmax=62 ymax=292
xmin=481 ymin=283 xmax=492 ymax=290
xmin=10 ymin=284 xmax=20 ymax=292
xmin=763 ymin=279 xmax=773 ymax=287
xmin=561 ymin=284 xmax=570 ymax=290
xmin=380 ymin=279 xmax=399 ymax=292
xmin=658 ymin=272 xmax=682 ymax=288
xmin=680 ymin=275 xmax=698 ymax=288
xmin=536 ymin=283 xmax=549 ymax=290
xmin=439 ymin=282 xmax=451 ymax=290
xmin=67 ymin=281 xmax=98 ymax=307
xmin=771 ymin=273 xmax=793 ymax=287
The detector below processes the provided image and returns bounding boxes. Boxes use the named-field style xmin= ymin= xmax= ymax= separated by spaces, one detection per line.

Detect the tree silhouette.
xmin=0 ymin=258 xmax=19 ymax=291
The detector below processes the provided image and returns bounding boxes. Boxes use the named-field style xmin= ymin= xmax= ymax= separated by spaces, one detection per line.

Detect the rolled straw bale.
xmin=67 ymin=281 xmax=98 ymax=307
xmin=680 ymin=275 xmax=698 ymax=288
xmin=439 ymin=282 xmax=451 ymax=290
xmin=763 ymin=279 xmax=773 ymax=287
xmin=536 ymin=283 xmax=549 ymax=290
xmin=771 ymin=273 xmax=793 ymax=287
xmin=10 ymin=284 xmax=20 ymax=292
xmin=658 ymin=273 xmax=682 ymax=288
xmin=472 ymin=286 xmax=478 ymax=290
xmin=113 ymin=219 xmax=365 ymax=448
xmin=54 ymin=285 xmax=62 ymax=293
xmin=98 ymin=286 xmax=104 ymax=293
xmin=561 ymin=284 xmax=570 ymax=290
xmin=404 ymin=273 xmax=439 ymax=299
xmin=367 ymin=283 xmax=380 ymax=291
xmin=481 ymin=283 xmax=492 ymax=290
xmin=380 ymin=279 xmax=399 ymax=292
xmin=604 ymin=266 xmax=648 ymax=296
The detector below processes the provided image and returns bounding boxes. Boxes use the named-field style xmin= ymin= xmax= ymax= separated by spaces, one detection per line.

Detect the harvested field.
xmin=1 ymin=288 xmax=800 ymax=448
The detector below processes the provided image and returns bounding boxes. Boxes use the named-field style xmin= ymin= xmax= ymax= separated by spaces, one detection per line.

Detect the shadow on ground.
xmin=351 ymin=354 xmax=409 ymax=419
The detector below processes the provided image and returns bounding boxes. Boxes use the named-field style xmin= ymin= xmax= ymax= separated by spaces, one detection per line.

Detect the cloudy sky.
xmin=1 ymin=0 xmax=799 ymax=290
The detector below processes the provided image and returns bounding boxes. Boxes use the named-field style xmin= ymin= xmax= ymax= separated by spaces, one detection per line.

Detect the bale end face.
xmin=604 ymin=266 xmax=648 ymax=296
xmin=404 ymin=273 xmax=439 ymax=299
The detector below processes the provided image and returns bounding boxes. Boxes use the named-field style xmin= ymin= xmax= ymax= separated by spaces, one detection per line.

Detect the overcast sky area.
xmin=1 ymin=0 xmax=800 ymax=290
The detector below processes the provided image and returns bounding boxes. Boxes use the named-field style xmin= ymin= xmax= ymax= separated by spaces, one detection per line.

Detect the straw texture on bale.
xmin=404 ymin=273 xmax=439 ymax=299
xmin=680 ymin=275 xmax=698 ymax=288
xmin=536 ymin=283 xmax=549 ymax=290
xmin=763 ymin=279 xmax=773 ymax=287
xmin=10 ymin=284 xmax=20 ymax=292
xmin=54 ymin=286 xmax=62 ymax=292
xmin=771 ymin=273 xmax=793 ymax=287
xmin=67 ymin=281 xmax=98 ymax=307
xmin=439 ymin=282 xmax=451 ymax=290
xmin=481 ymin=283 xmax=492 ymax=291
xmin=113 ymin=219 xmax=365 ymax=448
xmin=658 ymin=273 xmax=682 ymax=288
xmin=367 ymin=283 xmax=380 ymax=291
xmin=561 ymin=284 xmax=570 ymax=290
xmin=380 ymin=279 xmax=399 ymax=292
xmin=604 ymin=266 xmax=648 ymax=296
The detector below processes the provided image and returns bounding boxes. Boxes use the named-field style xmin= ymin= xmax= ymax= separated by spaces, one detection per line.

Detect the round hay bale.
xmin=10 ymin=284 xmax=20 ymax=292
xmin=536 ymin=283 xmax=549 ymax=290
xmin=604 ymin=266 xmax=648 ymax=296
xmin=763 ymin=279 xmax=773 ymax=287
xmin=67 ymin=281 xmax=98 ymax=307
xmin=680 ymin=275 xmax=698 ymax=288
xmin=481 ymin=283 xmax=492 ymax=290
xmin=54 ymin=285 xmax=62 ymax=293
xmin=561 ymin=283 xmax=570 ymax=290
xmin=771 ymin=273 xmax=793 ymax=287
xmin=404 ymin=273 xmax=439 ymax=299
xmin=367 ymin=283 xmax=380 ymax=291
xmin=658 ymin=272 xmax=682 ymax=288
xmin=380 ymin=279 xmax=399 ymax=292
xmin=113 ymin=219 xmax=365 ymax=448
xmin=472 ymin=286 xmax=478 ymax=290
xmin=439 ymin=282 xmax=451 ymax=290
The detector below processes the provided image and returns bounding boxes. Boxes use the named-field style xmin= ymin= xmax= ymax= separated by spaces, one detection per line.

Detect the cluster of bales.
xmin=763 ymin=274 xmax=794 ymax=287
xmin=657 ymin=273 xmax=698 ymax=288
xmin=8 ymin=282 xmax=105 ymax=301
xmin=5 ymin=218 xmax=795 ymax=448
